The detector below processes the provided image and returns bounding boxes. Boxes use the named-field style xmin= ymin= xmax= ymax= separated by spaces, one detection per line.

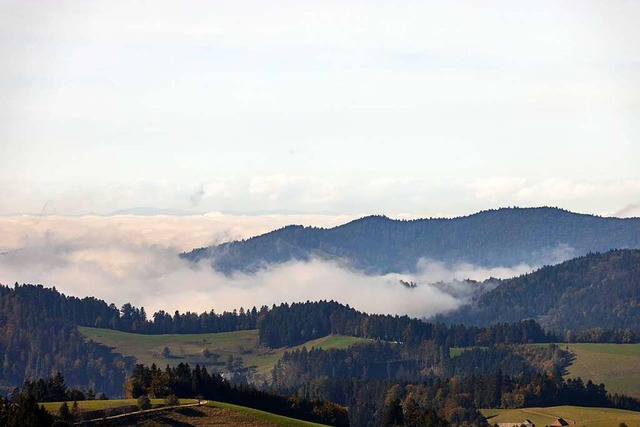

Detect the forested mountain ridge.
xmin=181 ymin=207 xmax=640 ymax=274
xmin=436 ymin=249 xmax=640 ymax=332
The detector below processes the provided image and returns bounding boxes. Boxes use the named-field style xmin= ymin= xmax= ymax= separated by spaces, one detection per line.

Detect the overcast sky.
xmin=2 ymin=1 xmax=639 ymax=217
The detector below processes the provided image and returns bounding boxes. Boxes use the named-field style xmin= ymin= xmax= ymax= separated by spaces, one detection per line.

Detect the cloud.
xmin=614 ymin=204 xmax=640 ymax=218
xmin=414 ymin=258 xmax=533 ymax=284
xmin=2 ymin=176 xmax=639 ymax=221
xmin=0 ymin=213 xmax=538 ymax=318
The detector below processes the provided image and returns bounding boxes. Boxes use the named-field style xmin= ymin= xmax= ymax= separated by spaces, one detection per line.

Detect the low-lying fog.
xmin=0 ymin=213 xmax=536 ymax=318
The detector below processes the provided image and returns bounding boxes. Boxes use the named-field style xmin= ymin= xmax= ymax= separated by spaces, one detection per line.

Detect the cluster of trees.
xmin=440 ymin=249 xmax=640 ymax=332
xmin=0 ymin=373 xmax=107 ymax=427
xmin=268 ymin=342 xmax=582 ymax=426
xmin=446 ymin=344 xmax=571 ymax=378
xmin=273 ymin=342 xmax=419 ymax=388
xmin=125 ymin=363 xmax=348 ymax=426
xmin=563 ymin=327 xmax=640 ymax=344
xmin=274 ymin=368 xmax=640 ymax=426
xmin=0 ymin=394 xmax=53 ymax=427
xmin=0 ymin=284 xmax=133 ymax=397
xmin=271 ymin=343 xmax=572 ymax=401
xmin=20 ymin=373 xmax=105 ymax=403
xmin=0 ymin=283 xmax=260 ymax=335
xmin=258 ymin=300 xmax=553 ymax=348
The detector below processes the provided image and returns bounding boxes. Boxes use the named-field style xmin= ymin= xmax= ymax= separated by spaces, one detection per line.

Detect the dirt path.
xmin=76 ymin=400 xmax=209 ymax=425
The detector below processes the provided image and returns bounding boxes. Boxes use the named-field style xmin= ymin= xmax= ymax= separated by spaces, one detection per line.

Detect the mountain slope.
xmin=436 ymin=249 xmax=640 ymax=331
xmin=182 ymin=207 xmax=640 ymax=274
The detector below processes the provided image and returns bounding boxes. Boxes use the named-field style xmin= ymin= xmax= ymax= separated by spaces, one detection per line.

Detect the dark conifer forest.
xmin=438 ymin=249 xmax=640 ymax=332
xmin=1 ymin=247 xmax=639 ymax=425
xmin=182 ymin=207 xmax=640 ymax=274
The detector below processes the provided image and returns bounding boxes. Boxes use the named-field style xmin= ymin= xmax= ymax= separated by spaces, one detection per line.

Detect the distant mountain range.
xmin=182 ymin=207 xmax=640 ymax=274
xmin=436 ymin=249 xmax=640 ymax=332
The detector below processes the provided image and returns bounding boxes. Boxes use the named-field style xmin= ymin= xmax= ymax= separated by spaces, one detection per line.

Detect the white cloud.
xmin=1 ymin=1 xmax=638 ymax=207
xmin=0 ymin=213 xmax=536 ymax=318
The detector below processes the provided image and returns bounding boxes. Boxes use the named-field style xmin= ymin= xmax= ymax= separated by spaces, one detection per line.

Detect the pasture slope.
xmin=41 ymin=399 xmax=326 ymax=426
xmin=562 ymin=343 xmax=640 ymax=399
xmin=79 ymin=327 xmax=368 ymax=377
xmin=481 ymin=406 xmax=640 ymax=427
xmin=40 ymin=398 xmax=196 ymax=413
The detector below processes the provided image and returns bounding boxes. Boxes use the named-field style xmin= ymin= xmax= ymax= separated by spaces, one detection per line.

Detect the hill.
xmin=41 ymin=400 xmax=326 ymax=426
xmin=181 ymin=207 xmax=640 ymax=274
xmin=135 ymin=401 xmax=328 ymax=426
xmin=562 ymin=343 xmax=640 ymax=399
xmin=436 ymin=249 xmax=640 ymax=331
xmin=481 ymin=405 xmax=640 ymax=427
xmin=78 ymin=327 xmax=369 ymax=379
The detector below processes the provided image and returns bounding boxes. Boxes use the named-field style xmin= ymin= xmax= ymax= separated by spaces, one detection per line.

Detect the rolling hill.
xmin=42 ymin=399 xmax=327 ymax=426
xmin=481 ymin=405 xmax=640 ymax=427
xmin=437 ymin=249 xmax=640 ymax=331
xmin=78 ymin=327 xmax=369 ymax=379
xmin=562 ymin=343 xmax=640 ymax=399
xmin=181 ymin=207 xmax=640 ymax=274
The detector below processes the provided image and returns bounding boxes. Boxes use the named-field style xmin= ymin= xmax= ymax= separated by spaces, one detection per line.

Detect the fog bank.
xmin=0 ymin=213 xmax=535 ymax=317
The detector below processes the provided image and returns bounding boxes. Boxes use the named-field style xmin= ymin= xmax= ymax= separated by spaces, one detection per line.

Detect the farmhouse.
xmin=497 ymin=420 xmax=534 ymax=427
xmin=549 ymin=418 xmax=570 ymax=426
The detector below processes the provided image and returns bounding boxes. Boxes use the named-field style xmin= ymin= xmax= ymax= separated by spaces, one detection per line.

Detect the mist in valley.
xmin=0 ymin=213 xmax=549 ymax=318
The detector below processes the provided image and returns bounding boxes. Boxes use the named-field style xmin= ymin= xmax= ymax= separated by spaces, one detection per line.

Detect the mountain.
xmin=435 ymin=249 xmax=640 ymax=332
xmin=181 ymin=207 xmax=640 ymax=274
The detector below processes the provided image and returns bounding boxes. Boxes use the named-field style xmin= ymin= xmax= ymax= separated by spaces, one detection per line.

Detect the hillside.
xmin=0 ymin=285 xmax=134 ymax=397
xmin=437 ymin=249 xmax=640 ymax=331
xmin=181 ymin=207 xmax=640 ymax=274
xmin=135 ymin=402 xmax=327 ymax=426
xmin=481 ymin=406 xmax=640 ymax=427
xmin=41 ymin=400 xmax=327 ymax=426
xmin=562 ymin=343 xmax=640 ymax=399
xmin=78 ymin=327 xmax=369 ymax=379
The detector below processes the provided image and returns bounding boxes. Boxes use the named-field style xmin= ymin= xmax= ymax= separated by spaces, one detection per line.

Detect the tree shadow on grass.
xmin=176 ymin=407 xmax=206 ymax=418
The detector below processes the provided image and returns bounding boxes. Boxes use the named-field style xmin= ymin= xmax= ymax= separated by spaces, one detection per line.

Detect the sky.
xmin=1 ymin=1 xmax=639 ymax=314
xmin=1 ymin=1 xmax=639 ymax=217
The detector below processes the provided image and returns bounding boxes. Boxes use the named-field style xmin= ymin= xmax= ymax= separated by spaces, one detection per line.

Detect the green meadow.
xmin=207 ymin=401 xmax=329 ymax=426
xmin=40 ymin=399 xmax=327 ymax=426
xmin=561 ymin=343 xmax=640 ymax=399
xmin=40 ymin=398 xmax=197 ymax=413
xmin=481 ymin=405 xmax=640 ymax=427
xmin=79 ymin=327 xmax=368 ymax=379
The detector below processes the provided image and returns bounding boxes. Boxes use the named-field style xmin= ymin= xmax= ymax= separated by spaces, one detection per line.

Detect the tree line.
xmin=258 ymin=300 xmax=554 ymax=348
xmin=1 ymin=283 xmax=260 ymax=335
xmin=0 ymin=284 xmax=133 ymax=397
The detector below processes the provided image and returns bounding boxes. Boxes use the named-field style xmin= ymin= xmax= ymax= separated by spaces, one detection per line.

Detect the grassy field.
xmin=40 ymin=398 xmax=197 ymax=413
xmin=206 ymin=401 xmax=328 ymax=426
xmin=561 ymin=343 xmax=640 ymax=399
xmin=481 ymin=405 xmax=640 ymax=427
xmin=79 ymin=327 xmax=368 ymax=379
xmin=449 ymin=346 xmax=488 ymax=358
xmin=41 ymin=399 xmax=327 ymax=426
